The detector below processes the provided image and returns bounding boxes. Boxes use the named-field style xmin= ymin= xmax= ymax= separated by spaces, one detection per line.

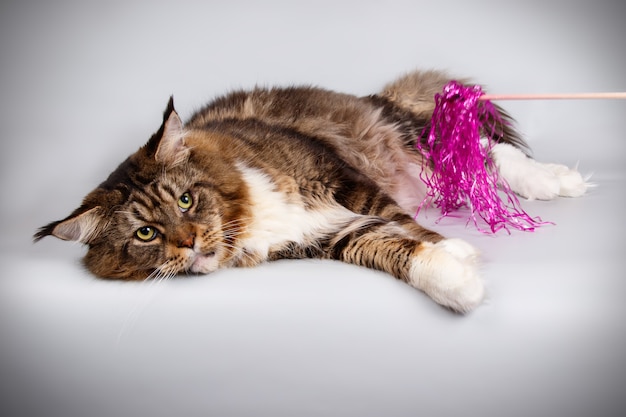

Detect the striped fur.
xmin=34 ymin=70 xmax=548 ymax=312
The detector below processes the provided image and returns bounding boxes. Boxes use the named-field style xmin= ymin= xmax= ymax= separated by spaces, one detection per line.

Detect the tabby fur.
xmin=35 ymin=70 xmax=575 ymax=313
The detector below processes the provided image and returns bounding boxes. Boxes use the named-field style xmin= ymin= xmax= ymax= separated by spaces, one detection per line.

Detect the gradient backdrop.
xmin=1 ymin=1 xmax=625 ymax=416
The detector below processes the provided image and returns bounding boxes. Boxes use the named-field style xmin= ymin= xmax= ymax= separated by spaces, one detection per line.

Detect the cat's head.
xmin=34 ymin=98 xmax=249 ymax=280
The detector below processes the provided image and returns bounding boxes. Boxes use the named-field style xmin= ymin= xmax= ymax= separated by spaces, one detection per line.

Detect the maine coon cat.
xmin=34 ymin=70 xmax=587 ymax=313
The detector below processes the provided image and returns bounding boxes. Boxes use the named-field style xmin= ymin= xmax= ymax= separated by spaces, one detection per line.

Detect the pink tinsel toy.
xmin=417 ymin=81 xmax=541 ymax=234
xmin=418 ymin=82 xmax=625 ymax=233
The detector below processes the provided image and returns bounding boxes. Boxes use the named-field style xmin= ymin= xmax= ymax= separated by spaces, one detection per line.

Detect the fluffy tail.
xmin=378 ymin=69 xmax=529 ymax=153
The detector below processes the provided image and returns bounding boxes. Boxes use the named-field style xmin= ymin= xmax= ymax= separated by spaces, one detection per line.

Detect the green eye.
xmin=178 ymin=192 xmax=193 ymax=211
xmin=136 ymin=226 xmax=158 ymax=242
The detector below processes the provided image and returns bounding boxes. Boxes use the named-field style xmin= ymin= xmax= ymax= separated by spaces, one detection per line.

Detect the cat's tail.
xmin=377 ymin=69 xmax=529 ymax=153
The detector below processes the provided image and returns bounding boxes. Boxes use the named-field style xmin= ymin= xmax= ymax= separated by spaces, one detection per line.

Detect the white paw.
xmin=543 ymin=163 xmax=589 ymax=198
xmin=409 ymin=238 xmax=483 ymax=313
xmin=491 ymin=143 xmax=589 ymax=200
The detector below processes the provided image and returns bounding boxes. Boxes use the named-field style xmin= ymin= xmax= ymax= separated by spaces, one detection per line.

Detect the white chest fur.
xmin=236 ymin=163 xmax=357 ymax=258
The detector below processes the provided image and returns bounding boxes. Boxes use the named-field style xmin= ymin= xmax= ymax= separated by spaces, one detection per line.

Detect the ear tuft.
xmin=34 ymin=207 xmax=104 ymax=244
xmin=154 ymin=97 xmax=189 ymax=167
xmin=164 ymin=96 xmax=175 ymax=120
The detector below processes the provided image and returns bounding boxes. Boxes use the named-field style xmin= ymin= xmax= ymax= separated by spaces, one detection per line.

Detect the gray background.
xmin=1 ymin=0 xmax=625 ymax=416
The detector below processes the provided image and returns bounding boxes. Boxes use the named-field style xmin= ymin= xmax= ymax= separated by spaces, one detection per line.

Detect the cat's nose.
xmin=176 ymin=232 xmax=195 ymax=249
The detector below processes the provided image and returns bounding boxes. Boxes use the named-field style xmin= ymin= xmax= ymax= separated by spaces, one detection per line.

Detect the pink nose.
xmin=177 ymin=232 xmax=195 ymax=249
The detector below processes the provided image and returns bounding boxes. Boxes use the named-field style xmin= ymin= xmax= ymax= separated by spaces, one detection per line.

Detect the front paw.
xmin=409 ymin=239 xmax=483 ymax=313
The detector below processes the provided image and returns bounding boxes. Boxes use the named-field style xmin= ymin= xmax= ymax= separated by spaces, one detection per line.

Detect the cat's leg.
xmin=490 ymin=142 xmax=589 ymax=200
xmin=327 ymin=220 xmax=483 ymax=313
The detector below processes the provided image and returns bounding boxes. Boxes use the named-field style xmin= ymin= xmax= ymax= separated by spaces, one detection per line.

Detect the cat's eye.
xmin=177 ymin=192 xmax=193 ymax=211
xmin=136 ymin=226 xmax=158 ymax=242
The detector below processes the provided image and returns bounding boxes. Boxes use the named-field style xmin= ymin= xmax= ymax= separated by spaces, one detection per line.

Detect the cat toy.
xmin=418 ymin=81 xmax=626 ymax=234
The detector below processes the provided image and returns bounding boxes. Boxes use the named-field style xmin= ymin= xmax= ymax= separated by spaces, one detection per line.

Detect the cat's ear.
xmin=154 ymin=96 xmax=190 ymax=167
xmin=34 ymin=207 xmax=104 ymax=244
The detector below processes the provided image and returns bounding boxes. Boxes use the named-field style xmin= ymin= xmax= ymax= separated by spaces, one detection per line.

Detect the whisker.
xmin=118 ymin=213 xmax=258 ymax=347
xmin=220 ymin=216 xmax=254 ymax=228
xmin=219 ymin=242 xmax=262 ymax=266
xmin=117 ymin=260 xmax=173 ymax=347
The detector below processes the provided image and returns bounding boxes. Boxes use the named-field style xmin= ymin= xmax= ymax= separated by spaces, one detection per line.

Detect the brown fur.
xmin=34 ymin=70 xmax=524 ymax=310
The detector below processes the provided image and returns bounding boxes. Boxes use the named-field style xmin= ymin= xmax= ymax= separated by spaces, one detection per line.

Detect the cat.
xmin=34 ymin=70 xmax=588 ymax=313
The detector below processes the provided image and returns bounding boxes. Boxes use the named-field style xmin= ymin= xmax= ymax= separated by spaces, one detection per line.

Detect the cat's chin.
xmin=188 ymin=252 xmax=219 ymax=274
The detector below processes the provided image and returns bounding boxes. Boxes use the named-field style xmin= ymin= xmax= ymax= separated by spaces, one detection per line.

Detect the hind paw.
xmin=542 ymin=163 xmax=589 ymax=198
xmin=491 ymin=143 xmax=590 ymax=200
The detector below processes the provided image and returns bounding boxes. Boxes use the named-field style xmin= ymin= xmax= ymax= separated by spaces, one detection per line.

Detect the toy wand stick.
xmin=480 ymin=92 xmax=626 ymax=101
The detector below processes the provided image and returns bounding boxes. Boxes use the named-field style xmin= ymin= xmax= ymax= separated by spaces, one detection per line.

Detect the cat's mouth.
xmin=188 ymin=250 xmax=218 ymax=274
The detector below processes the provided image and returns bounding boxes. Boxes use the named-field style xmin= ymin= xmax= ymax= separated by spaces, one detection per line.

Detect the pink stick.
xmin=479 ymin=92 xmax=626 ymax=101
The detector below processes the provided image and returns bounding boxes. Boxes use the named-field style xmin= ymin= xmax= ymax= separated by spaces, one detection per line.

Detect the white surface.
xmin=1 ymin=1 xmax=625 ymax=416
